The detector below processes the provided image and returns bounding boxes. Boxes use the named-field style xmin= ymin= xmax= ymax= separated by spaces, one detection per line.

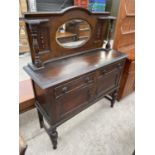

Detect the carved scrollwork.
xmin=125 ymin=0 xmax=135 ymax=16
xmin=26 ymin=19 xmax=49 ymax=68
xmin=121 ymin=17 xmax=135 ymax=34
xmin=38 ymin=28 xmax=50 ymax=52
xmin=96 ymin=22 xmax=102 ymax=39
xmin=33 ymin=34 xmax=43 ymax=67
xmin=29 ymin=25 xmax=43 ymax=68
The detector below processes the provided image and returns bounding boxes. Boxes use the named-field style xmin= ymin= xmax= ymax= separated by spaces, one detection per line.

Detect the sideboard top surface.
xmin=24 ymin=49 xmax=127 ymax=89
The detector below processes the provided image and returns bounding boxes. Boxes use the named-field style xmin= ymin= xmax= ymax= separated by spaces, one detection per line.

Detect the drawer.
xmin=55 ymin=73 xmax=95 ymax=98
xmin=98 ymin=61 xmax=125 ymax=76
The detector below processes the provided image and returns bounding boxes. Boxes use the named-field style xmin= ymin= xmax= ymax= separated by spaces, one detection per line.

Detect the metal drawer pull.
xmin=62 ymin=86 xmax=68 ymax=93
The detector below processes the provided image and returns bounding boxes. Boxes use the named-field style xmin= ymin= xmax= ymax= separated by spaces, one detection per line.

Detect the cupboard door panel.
xmin=96 ymin=68 xmax=121 ymax=97
xmin=56 ymin=84 xmax=94 ymax=120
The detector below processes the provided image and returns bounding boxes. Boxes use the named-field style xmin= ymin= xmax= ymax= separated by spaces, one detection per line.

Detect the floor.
xmin=19 ymin=52 xmax=31 ymax=81
xmin=19 ymin=93 xmax=135 ymax=155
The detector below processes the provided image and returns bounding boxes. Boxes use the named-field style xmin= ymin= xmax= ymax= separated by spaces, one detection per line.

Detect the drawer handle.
xmin=62 ymin=86 xmax=68 ymax=93
xmin=85 ymin=77 xmax=90 ymax=82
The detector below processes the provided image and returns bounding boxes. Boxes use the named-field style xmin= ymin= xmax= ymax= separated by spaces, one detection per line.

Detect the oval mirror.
xmin=56 ymin=19 xmax=91 ymax=48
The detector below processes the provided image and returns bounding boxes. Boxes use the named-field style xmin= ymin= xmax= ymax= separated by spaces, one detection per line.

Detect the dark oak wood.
xmin=24 ymin=7 xmax=127 ymax=149
xmin=24 ymin=49 xmax=126 ymax=89
xmin=24 ymin=6 xmax=111 ymax=69
xmin=113 ymin=0 xmax=135 ymax=100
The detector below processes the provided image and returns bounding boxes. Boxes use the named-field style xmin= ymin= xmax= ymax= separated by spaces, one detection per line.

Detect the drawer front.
xmin=56 ymin=83 xmax=95 ymax=120
xmin=98 ymin=61 xmax=125 ymax=76
xmin=55 ymin=73 xmax=95 ymax=98
xmin=96 ymin=61 xmax=124 ymax=97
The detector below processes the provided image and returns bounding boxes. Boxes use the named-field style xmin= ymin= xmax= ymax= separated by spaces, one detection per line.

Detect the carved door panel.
xmin=56 ymin=83 xmax=95 ymax=121
xmin=96 ymin=68 xmax=121 ymax=97
xmin=113 ymin=0 xmax=135 ymax=53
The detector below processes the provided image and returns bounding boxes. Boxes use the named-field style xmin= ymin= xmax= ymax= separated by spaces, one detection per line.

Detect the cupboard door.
xmin=96 ymin=67 xmax=121 ymax=97
xmin=56 ymin=83 xmax=95 ymax=120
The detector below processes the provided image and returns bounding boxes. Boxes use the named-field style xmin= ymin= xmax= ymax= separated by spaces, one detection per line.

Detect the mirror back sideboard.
xmin=24 ymin=7 xmax=127 ymax=149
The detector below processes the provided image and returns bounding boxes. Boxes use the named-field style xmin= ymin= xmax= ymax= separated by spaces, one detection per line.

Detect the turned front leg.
xmin=49 ymin=128 xmax=58 ymax=149
xmin=111 ymin=90 xmax=118 ymax=108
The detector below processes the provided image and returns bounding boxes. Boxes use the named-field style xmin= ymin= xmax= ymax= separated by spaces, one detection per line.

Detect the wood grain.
xmin=113 ymin=0 xmax=135 ymax=100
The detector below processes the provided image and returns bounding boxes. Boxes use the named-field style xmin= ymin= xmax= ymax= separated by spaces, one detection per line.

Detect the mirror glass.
xmin=56 ymin=19 xmax=91 ymax=48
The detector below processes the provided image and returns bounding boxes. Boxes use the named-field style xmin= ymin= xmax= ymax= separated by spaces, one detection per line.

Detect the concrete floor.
xmin=19 ymin=53 xmax=31 ymax=81
xmin=19 ymin=93 xmax=135 ymax=155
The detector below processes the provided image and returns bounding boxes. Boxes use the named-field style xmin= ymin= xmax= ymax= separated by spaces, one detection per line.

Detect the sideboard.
xmin=24 ymin=7 xmax=127 ymax=149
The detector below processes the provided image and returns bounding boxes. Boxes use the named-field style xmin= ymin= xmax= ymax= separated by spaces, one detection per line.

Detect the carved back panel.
xmin=24 ymin=7 xmax=110 ymax=68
